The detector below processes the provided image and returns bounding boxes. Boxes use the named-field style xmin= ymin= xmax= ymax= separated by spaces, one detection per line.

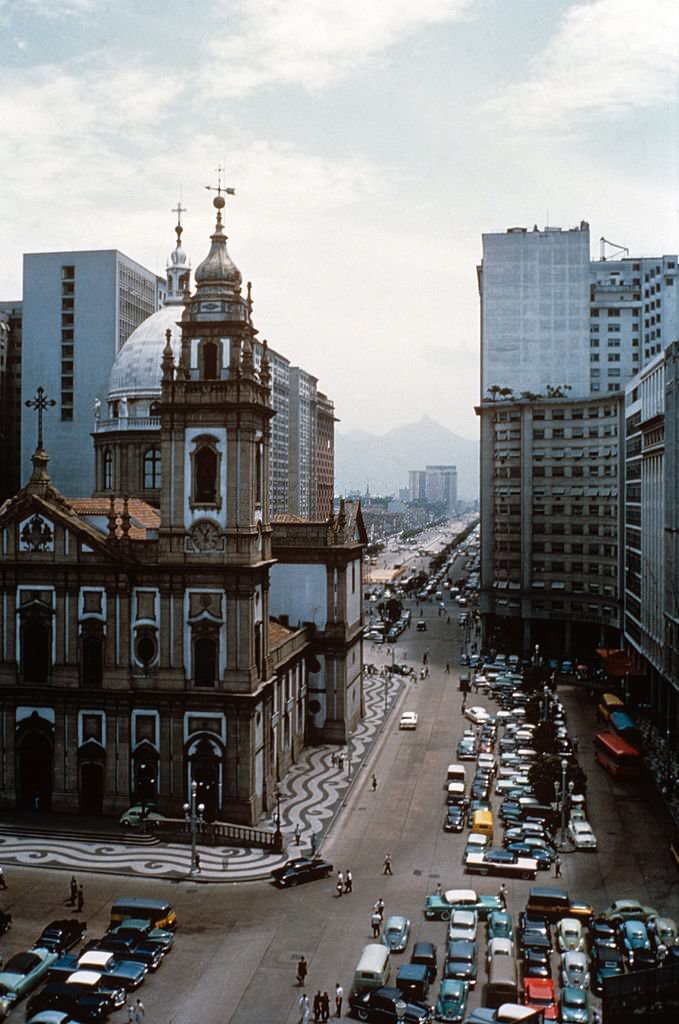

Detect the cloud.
xmin=13 ymin=0 xmax=96 ymax=16
xmin=204 ymin=0 xmax=475 ymax=95
xmin=488 ymin=0 xmax=679 ymax=129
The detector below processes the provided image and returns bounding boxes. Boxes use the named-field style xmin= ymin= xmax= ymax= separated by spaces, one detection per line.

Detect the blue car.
xmin=560 ymin=985 xmax=590 ymax=1023
xmin=433 ymin=978 xmax=468 ymax=1022
xmin=0 ymin=948 xmax=59 ymax=1005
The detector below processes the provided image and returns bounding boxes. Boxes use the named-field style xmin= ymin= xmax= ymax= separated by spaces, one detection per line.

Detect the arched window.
xmin=201 ymin=341 xmax=219 ymax=380
xmin=81 ymin=621 xmax=104 ymax=687
xmin=195 ymin=446 xmax=218 ymax=504
xmin=143 ymin=448 xmax=162 ymax=489
xmin=194 ymin=636 xmax=217 ymax=687
xmin=103 ymin=449 xmax=113 ymax=490
xmin=21 ymin=615 xmax=51 ymax=683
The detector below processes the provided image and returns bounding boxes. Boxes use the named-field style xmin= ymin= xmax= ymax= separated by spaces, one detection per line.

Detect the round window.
xmin=308 ymin=699 xmax=321 ymax=714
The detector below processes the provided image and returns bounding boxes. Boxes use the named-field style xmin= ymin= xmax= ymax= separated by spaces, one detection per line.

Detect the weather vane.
xmin=25 ymin=386 xmax=56 ymax=451
xmin=205 ymin=164 xmax=235 ymax=200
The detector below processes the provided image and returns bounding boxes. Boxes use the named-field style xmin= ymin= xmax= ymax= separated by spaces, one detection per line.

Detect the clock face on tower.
xmin=186 ymin=519 xmax=224 ymax=553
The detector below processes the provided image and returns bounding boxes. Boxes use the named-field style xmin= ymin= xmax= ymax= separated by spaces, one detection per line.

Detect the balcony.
xmin=94 ymin=416 xmax=160 ymax=433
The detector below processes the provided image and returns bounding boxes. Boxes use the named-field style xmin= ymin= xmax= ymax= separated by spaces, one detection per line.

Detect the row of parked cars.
xmin=0 ymin=897 xmax=176 ymax=1022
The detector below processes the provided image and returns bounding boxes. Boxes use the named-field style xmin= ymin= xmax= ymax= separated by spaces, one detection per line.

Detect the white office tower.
xmin=479 ymin=223 xmax=591 ymax=399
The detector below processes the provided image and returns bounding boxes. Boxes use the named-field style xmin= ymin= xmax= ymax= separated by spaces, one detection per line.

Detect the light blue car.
xmin=434 ymin=978 xmax=468 ymax=1022
xmin=0 ymin=947 xmax=59 ymax=1005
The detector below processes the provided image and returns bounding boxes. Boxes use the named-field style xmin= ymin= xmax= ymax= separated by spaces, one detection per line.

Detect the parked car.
xmin=599 ymin=899 xmax=658 ymax=924
xmin=557 ymin=918 xmax=585 ymax=954
xmin=416 ymin=620 xmax=427 ymax=632
xmin=348 ymin=985 xmax=429 ymax=1022
xmin=119 ymin=805 xmax=169 ymax=827
xmin=0 ymin=948 xmax=59 ymax=1006
xmin=86 ymin=936 xmax=162 ymax=972
xmin=446 ymin=911 xmax=477 ymax=944
xmin=34 ymin=922 xmax=88 ymax=955
xmin=647 ymin=915 xmax=679 ymax=951
xmin=424 ymin=889 xmax=502 ymax=922
xmin=521 ymin=946 xmax=551 ymax=980
xmin=433 ymin=978 xmax=468 ymax=1022
xmin=271 ymin=856 xmax=333 ymax=887
xmin=505 ymin=843 xmax=551 ymax=871
xmin=522 ymin=977 xmax=558 ymax=1020
xmin=486 ymin=911 xmax=513 ymax=942
xmin=399 ymin=712 xmax=418 ymax=730
xmin=382 ymin=915 xmax=410 ymax=953
xmin=591 ymin=946 xmax=625 ymax=994
xmin=560 ymin=951 xmax=590 ymax=990
xmin=618 ymin=919 xmax=654 ymax=969
xmin=457 ymin=737 xmax=477 ymax=761
xmin=464 ymin=707 xmax=491 ymax=725
xmin=443 ymin=940 xmax=477 ymax=988
xmin=559 ymin=985 xmax=590 ymax=1024
xmin=443 ymin=806 xmax=466 ymax=833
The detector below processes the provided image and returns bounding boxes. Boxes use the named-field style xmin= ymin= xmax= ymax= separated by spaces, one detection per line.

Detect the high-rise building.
xmin=479 ymin=223 xmax=592 ymax=399
xmin=408 ymin=470 xmax=427 ymax=502
xmin=21 ymin=250 xmax=163 ymax=495
xmin=315 ymin=391 xmax=336 ymax=519
xmin=288 ymin=366 xmax=318 ymax=518
xmin=424 ymin=465 xmax=457 ymax=511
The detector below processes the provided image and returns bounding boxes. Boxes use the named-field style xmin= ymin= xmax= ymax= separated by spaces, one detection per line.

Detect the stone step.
xmin=0 ymin=823 xmax=159 ymax=846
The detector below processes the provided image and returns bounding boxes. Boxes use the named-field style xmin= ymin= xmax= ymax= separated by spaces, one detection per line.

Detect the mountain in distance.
xmin=335 ymin=415 xmax=479 ymax=500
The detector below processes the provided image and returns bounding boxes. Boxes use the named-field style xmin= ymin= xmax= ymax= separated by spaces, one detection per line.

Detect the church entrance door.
xmin=80 ymin=762 xmax=104 ymax=815
xmin=17 ymin=726 xmax=53 ymax=810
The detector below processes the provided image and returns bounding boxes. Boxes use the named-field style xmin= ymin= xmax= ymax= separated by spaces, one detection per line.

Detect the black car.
xmin=35 ymin=919 xmax=88 ymax=953
xmin=521 ymin=946 xmax=551 ymax=980
xmin=506 ymin=843 xmax=552 ymax=870
xmin=26 ymin=982 xmax=113 ymax=1022
xmin=271 ymin=856 xmax=333 ymax=887
xmin=348 ymin=985 xmax=429 ymax=1022
xmin=443 ymin=940 xmax=477 ymax=988
xmin=86 ymin=936 xmax=163 ymax=971
xmin=444 ymin=806 xmax=466 ymax=833
xmin=470 ymin=778 xmax=491 ymax=801
xmin=589 ymin=917 xmax=617 ymax=950
xmin=411 ymin=941 xmax=437 ymax=982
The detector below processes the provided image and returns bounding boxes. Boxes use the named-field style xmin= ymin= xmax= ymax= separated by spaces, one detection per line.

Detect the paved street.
xmin=1 ymin=585 xmax=677 ymax=1022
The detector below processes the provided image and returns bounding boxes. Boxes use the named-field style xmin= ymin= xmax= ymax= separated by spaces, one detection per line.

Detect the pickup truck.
xmin=464 ymin=850 xmax=538 ymax=881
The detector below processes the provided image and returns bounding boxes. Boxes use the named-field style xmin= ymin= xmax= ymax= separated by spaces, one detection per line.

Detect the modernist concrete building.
xmin=477 ymin=394 xmax=623 ymax=657
xmin=20 ymin=250 xmax=163 ymax=497
xmin=0 ymin=194 xmax=364 ymax=822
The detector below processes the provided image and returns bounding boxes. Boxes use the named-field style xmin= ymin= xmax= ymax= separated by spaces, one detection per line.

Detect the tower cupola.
xmin=166 ymin=201 xmax=191 ymax=305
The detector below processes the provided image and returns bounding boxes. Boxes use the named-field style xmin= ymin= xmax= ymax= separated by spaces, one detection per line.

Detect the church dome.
xmin=193 ymin=196 xmax=242 ymax=297
xmin=107 ymin=305 xmax=183 ymax=401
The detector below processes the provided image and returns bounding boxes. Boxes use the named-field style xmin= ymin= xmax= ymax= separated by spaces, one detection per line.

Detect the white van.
xmin=352 ymin=943 xmax=391 ymax=994
xmin=446 ymin=782 xmax=466 ymax=805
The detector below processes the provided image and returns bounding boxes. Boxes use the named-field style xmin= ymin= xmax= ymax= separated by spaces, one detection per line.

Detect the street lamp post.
xmin=183 ymin=780 xmax=205 ymax=875
xmin=558 ymin=759 xmax=574 ymax=850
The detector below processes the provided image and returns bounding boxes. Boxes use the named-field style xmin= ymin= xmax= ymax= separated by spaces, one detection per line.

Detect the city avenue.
xmin=1 ymin=586 xmax=677 ymax=1022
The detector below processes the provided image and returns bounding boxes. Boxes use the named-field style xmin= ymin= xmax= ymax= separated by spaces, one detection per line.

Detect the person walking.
xmin=334 ymin=983 xmax=343 ymax=1018
xmin=294 ymin=824 xmax=301 ymax=846
xmin=445 ymin=662 xmax=450 ymax=673
xmin=296 ymin=956 xmax=308 ymax=987
xmin=383 ymin=852 xmax=392 ymax=875
xmin=298 ymin=992 xmax=311 ymax=1024
xmin=435 ymin=882 xmax=443 ymax=898
xmin=497 ymin=883 xmax=507 ymax=909
xmin=313 ymin=990 xmax=322 ymax=1023
xmin=371 ymin=910 xmax=381 ymax=938
xmin=371 ymin=773 xmax=378 ymax=791
xmin=133 ymin=998 xmax=144 ymax=1024
xmin=69 ymin=876 xmax=77 ymax=905
xmin=76 ymin=884 xmax=84 ymax=912
xmin=0 ymin=867 xmax=7 ymax=891
xmin=344 ymin=869 xmax=353 ymax=894
xmin=335 ymin=877 xmax=343 ymax=899
xmin=321 ymin=991 xmax=330 ymax=1022
xmin=374 ymin=897 xmax=385 ymax=920
xmin=337 ymin=870 xmax=344 ymax=891
xmin=127 ymin=1004 xmax=135 ymax=1024
xmin=554 ymin=855 xmax=562 ymax=879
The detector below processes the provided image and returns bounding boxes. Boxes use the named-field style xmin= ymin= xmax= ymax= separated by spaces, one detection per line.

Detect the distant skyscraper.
xmin=409 ymin=470 xmax=427 ymax=502
xmin=288 ymin=366 xmax=318 ymax=518
xmin=425 ymin=465 xmax=457 ymax=511
xmin=21 ymin=249 xmax=162 ymax=495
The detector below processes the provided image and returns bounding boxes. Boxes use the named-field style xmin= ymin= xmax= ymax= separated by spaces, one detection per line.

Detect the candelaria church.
xmin=0 ymin=191 xmax=366 ymax=825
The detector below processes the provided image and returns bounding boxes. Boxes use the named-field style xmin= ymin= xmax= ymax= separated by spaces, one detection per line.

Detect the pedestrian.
xmin=0 ymin=867 xmax=7 ymax=891
xmin=344 ymin=869 xmax=353 ymax=894
xmin=313 ymin=990 xmax=322 ymax=1023
xmin=335 ymin=982 xmax=343 ymax=1018
xmin=321 ymin=991 xmax=330 ymax=1022
xmin=296 ymin=956 xmax=308 ymax=987
xmin=195 ymin=852 xmax=201 ymax=872
xmin=335 ymin=878 xmax=344 ymax=898
xmin=337 ymin=870 xmax=344 ymax=889
xmin=447 ymin=615 xmax=450 ymax=624
xmin=497 ymin=883 xmax=507 ymax=909
xmin=127 ymin=1004 xmax=135 ymax=1024
xmin=374 ymin=897 xmax=385 ymax=920
xmin=310 ymin=833 xmax=317 ymax=857
xmin=133 ymin=998 xmax=144 ymax=1024
xmin=423 ymin=652 xmax=428 ymax=665
xmin=298 ymin=992 xmax=310 ymax=1024
xmin=294 ymin=824 xmax=301 ymax=846
xmin=371 ymin=773 xmax=378 ymax=791
xmin=69 ymin=875 xmax=77 ymax=905
xmin=383 ymin=852 xmax=392 ymax=875
xmin=554 ymin=855 xmax=562 ymax=878
xmin=371 ymin=910 xmax=381 ymax=938
xmin=331 ymin=752 xmax=337 ymax=768
xmin=445 ymin=662 xmax=450 ymax=673
xmin=76 ymin=884 xmax=84 ymax=912
xmin=435 ymin=882 xmax=442 ymax=898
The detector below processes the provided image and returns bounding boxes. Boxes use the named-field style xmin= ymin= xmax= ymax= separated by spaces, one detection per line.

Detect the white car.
xmin=465 ymin=706 xmax=491 ymax=725
xmin=399 ymin=712 xmax=418 ymax=730
xmin=560 ymin=951 xmax=590 ymax=990
xmin=486 ymin=936 xmax=514 ymax=968
xmin=568 ymin=820 xmax=598 ymax=850
xmin=447 ymin=909 xmax=478 ymax=942
xmin=557 ymin=917 xmax=585 ymax=953
xmin=569 ymin=807 xmax=587 ymax=824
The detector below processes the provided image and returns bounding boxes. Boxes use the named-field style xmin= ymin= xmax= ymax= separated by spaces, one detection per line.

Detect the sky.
xmin=1 ymin=0 xmax=678 ymax=439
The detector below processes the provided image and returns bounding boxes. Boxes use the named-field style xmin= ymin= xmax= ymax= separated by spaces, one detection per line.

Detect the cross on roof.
xmin=205 ymin=164 xmax=235 ymax=199
xmin=25 ymin=386 xmax=56 ymax=451
xmin=172 ymin=201 xmax=187 ymax=226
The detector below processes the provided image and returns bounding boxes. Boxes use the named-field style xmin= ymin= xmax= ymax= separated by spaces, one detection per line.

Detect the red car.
xmin=523 ymin=977 xmax=558 ymax=1020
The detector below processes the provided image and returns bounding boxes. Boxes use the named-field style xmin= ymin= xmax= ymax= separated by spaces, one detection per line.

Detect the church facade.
xmin=0 ymin=191 xmax=365 ymax=824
